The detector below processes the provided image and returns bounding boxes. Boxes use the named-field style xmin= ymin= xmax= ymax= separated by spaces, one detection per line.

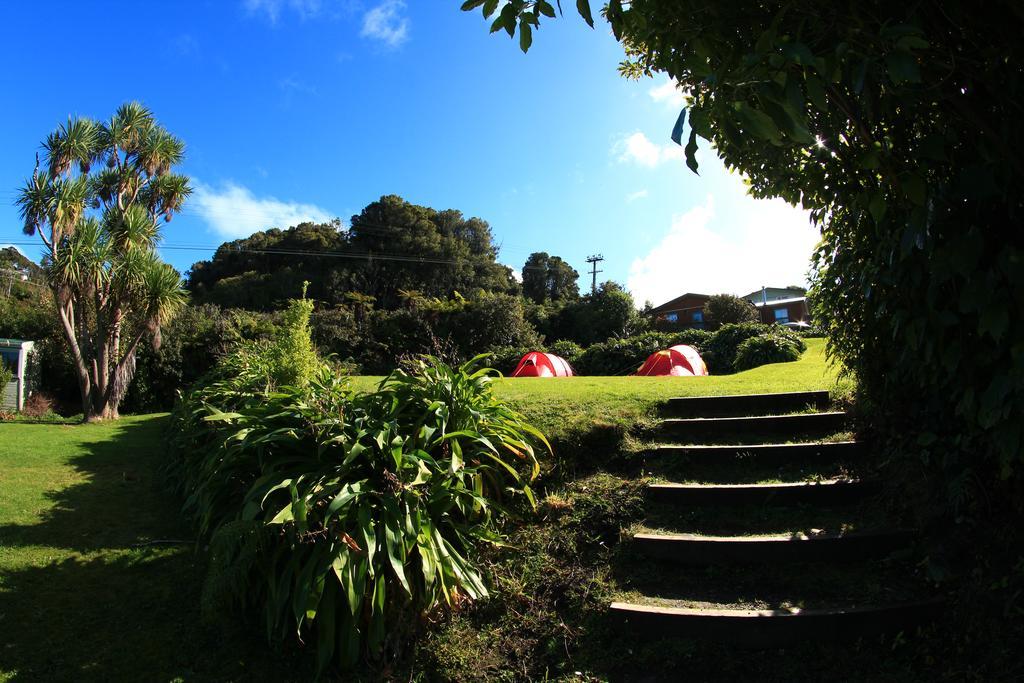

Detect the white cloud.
xmin=613 ymin=131 xmax=684 ymax=168
xmin=649 ymin=77 xmax=686 ymax=108
xmin=626 ymin=189 xmax=649 ymax=202
xmin=191 ymin=181 xmax=334 ymax=238
xmin=361 ymin=1 xmax=409 ymax=48
xmin=627 ymin=195 xmax=820 ymax=307
xmin=244 ymin=0 xmax=322 ymax=22
xmin=507 ymin=267 xmax=523 ymax=283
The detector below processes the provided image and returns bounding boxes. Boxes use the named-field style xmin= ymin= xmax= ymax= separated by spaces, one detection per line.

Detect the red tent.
xmin=511 ymin=352 xmax=574 ymax=377
xmin=635 ymin=345 xmax=709 ymax=377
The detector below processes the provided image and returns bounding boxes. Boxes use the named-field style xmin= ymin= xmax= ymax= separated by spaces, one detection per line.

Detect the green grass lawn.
xmin=0 ymin=416 xmax=308 ymax=682
xmin=356 ymin=338 xmax=843 ymax=459
xmin=0 ymin=341 xmax=839 ymax=681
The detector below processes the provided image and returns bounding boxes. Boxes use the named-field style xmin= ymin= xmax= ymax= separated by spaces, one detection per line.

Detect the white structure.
xmin=1 ymin=339 xmax=35 ymax=411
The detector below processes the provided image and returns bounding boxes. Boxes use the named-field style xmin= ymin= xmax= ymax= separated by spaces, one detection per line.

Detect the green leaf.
xmin=501 ymin=3 xmax=517 ymax=37
xmin=269 ymin=501 xmax=294 ymax=524
xmin=869 ymin=191 xmax=887 ymax=223
xmin=760 ymin=99 xmax=815 ymax=145
xmin=326 ymin=481 xmax=365 ymax=517
xmin=519 ymin=20 xmax=533 ymax=53
xmin=576 ymin=0 xmax=594 ymax=27
xmin=736 ymin=102 xmax=782 ymax=143
xmin=383 ymin=499 xmax=412 ymax=596
xmin=461 ymin=0 xmax=486 ymax=11
xmin=979 ymin=306 xmax=1009 ymax=342
xmin=885 ymin=50 xmax=921 ymax=84
xmin=537 ymin=0 xmax=556 ymax=18
xmin=805 ymin=75 xmax=827 ymax=110
xmin=482 ymin=0 xmax=499 ymax=18
xmin=684 ymin=129 xmax=700 ymax=175
xmin=450 ymin=438 xmax=464 ymax=474
xmin=315 ymin=580 xmax=336 ymax=675
xmin=902 ymin=174 xmax=927 ymax=205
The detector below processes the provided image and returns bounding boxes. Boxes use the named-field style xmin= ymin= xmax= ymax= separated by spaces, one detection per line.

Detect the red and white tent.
xmin=510 ymin=352 xmax=574 ymax=377
xmin=635 ymin=345 xmax=709 ymax=377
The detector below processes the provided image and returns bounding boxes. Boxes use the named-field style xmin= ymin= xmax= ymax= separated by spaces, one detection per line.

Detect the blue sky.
xmin=0 ymin=1 xmax=819 ymax=306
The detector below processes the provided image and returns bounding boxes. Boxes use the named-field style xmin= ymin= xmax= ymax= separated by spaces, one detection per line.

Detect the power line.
xmin=0 ymin=239 xmax=552 ymax=272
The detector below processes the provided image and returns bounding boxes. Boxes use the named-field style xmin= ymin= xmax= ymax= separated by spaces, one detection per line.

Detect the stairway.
xmin=611 ymin=390 xmax=941 ymax=647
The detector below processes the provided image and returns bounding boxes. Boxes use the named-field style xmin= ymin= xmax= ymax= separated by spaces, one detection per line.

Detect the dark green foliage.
xmin=575 ymin=329 xmax=712 ymax=375
xmin=702 ymin=322 xmax=796 ymax=375
xmin=416 ymin=474 xmax=647 ymax=680
xmin=438 ymin=293 xmax=543 ymax=361
xmin=550 ymin=281 xmax=646 ymax=346
xmin=465 ymin=0 xmax=1024 ymax=525
xmin=521 ymin=252 xmax=580 ymax=305
xmin=121 ymin=304 xmax=280 ymax=414
xmin=170 ymin=316 xmax=549 ymax=671
xmin=547 ymin=339 xmax=584 ymax=367
xmin=486 ymin=344 xmax=540 ymax=376
xmin=189 ymin=196 xmax=518 ymax=312
xmin=187 ymin=222 xmax=348 ymax=309
xmin=734 ymin=330 xmax=806 ymax=371
xmin=704 ymin=293 xmax=759 ymax=330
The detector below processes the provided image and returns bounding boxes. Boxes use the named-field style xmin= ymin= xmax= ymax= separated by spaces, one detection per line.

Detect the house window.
xmin=692 ymin=311 xmax=703 ymax=323
xmin=1 ymin=350 xmax=17 ymax=376
xmin=774 ymin=308 xmax=789 ymax=324
xmin=665 ymin=313 xmax=678 ymax=323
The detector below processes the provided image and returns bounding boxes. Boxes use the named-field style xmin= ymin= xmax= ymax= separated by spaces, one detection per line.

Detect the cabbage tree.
xmin=16 ymin=102 xmax=189 ymax=421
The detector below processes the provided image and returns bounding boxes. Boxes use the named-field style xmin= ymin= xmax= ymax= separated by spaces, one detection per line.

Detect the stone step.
xmin=664 ymin=390 xmax=831 ymax=418
xmin=647 ymin=480 xmax=880 ymax=507
xmin=659 ymin=412 xmax=848 ymax=442
xmin=609 ymin=599 xmax=944 ymax=647
xmin=648 ymin=441 xmax=864 ymax=466
xmin=632 ymin=529 xmax=914 ymax=565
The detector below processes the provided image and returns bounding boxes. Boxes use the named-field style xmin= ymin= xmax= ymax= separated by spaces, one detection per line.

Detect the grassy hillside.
xmin=0 ymin=343 xmax=840 ymax=680
xmin=0 ymin=416 xmax=309 ymax=682
xmin=356 ymin=338 xmax=845 ymax=471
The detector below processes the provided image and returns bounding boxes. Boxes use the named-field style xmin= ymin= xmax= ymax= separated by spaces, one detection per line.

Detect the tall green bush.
xmin=734 ymin=330 xmax=805 ymax=371
xmin=701 ymin=323 xmax=807 ymax=374
xmin=0 ymin=363 xmax=12 ymax=394
xmin=170 ymin=349 xmax=548 ymax=672
xmin=574 ymin=329 xmax=712 ymax=375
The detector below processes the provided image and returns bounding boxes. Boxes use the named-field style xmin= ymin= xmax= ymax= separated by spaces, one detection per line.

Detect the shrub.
xmin=701 ymin=322 xmax=769 ymax=374
xmin=734 ymin=331 xmax=805 ymax=371
xmin=486 ymin=344 xmax=540 ymax=375
xmin=267 ymin=289 xmax=319 ymax=388
xmin=442 ymin=293 xmax=542 ymax=358
xmin=20 ymin=392 xmax=55 ymax=419
xmin=704 ymin=293 xmax=759 ymax=330
xmin=170 ymin=353 xmax=549 ymax=673
xmin=574 ymin=330 xmax=712 ymax=375
xmin=547 ymin=339 xmax=584 ymax=367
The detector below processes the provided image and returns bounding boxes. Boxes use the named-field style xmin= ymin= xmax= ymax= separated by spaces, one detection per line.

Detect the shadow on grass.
xmin=0 ymin=417 xmax=186 ymax=552
xmin=0 ymin=417 xmax=311 ymax=682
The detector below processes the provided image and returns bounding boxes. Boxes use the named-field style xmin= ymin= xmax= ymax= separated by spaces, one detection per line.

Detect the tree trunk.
xmin=56 ymin=297 xmax=95 ymax=422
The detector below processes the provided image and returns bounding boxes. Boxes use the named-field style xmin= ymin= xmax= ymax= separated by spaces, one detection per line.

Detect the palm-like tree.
xmin=16 ymin=102 xmax=191 ymax=421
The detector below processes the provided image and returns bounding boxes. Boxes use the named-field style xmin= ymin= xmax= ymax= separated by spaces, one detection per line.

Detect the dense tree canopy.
xmin=704 ymin=293 xmax=758 ymax=330
xmin=188 ymin=222 xmax=348 ymax=308
xmin=188 ymin=195 xmax=518 ymax=311
xmin=521 ymin=251 xmax=580 ymax=304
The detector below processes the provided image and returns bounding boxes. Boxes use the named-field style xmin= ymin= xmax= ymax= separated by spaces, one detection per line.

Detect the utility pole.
xmin=585 ymin=254 xmax=604 ymax=294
